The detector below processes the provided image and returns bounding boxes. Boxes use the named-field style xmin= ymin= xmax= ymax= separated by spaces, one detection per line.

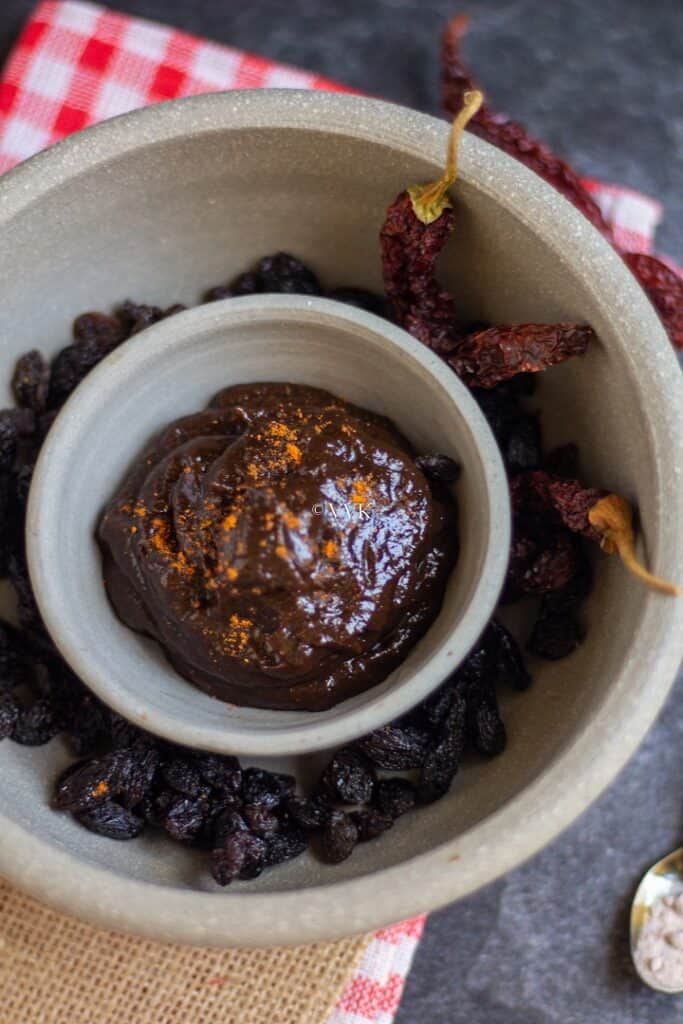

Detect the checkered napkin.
xmin=0 ymin=3 xmax=672 ymax=1022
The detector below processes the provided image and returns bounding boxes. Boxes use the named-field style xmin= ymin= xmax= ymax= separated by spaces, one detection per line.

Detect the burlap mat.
xmin=0 ymin=880 xmax=371 ymax=1024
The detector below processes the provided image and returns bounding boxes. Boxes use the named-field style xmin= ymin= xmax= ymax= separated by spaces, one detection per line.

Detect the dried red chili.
xmin=623 ymin=253 xmax=683 ymax=350
xmin=512 ymin=471 xmax=679 ymax=594
xmin=380 ymin=93 xmax=596 ymax=385
xmin=379 ymin=90 xmax=483 ymax=355
xmin=440 ymin=15 xmax=615 ymax=242
xmin=448 ymin=323 xmax=594 ymax=389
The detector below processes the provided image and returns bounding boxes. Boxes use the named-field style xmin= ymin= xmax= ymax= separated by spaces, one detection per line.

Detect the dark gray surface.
xmin=2 ymin=1 xmax=682 ymax=1020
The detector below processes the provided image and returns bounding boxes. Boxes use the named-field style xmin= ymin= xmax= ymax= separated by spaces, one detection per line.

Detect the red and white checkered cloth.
xmin=0 ymin=3 xmax=673 ymax=1022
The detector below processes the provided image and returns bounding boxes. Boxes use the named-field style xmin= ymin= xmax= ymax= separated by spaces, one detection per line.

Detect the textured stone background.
xmin=1 ymin=1 xmax=682 ymax=1020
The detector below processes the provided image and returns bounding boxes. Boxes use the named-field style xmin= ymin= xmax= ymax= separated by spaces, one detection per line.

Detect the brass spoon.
xmin=631 ymin=847 xmax=683 ymax=992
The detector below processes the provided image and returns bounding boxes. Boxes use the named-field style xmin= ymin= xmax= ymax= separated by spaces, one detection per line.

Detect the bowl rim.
xmin=26 ymin=294 xmax=511 ymax=757
xmin=2 ymin=88 xmax=683 ymax=947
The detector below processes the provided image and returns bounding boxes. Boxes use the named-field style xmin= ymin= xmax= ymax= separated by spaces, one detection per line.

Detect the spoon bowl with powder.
xmin=631 ymin=847 xmax=683 ymax=992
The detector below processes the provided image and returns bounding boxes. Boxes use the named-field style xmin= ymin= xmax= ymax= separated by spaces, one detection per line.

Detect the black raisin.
xmin=373 ymin=778 xmax=416 ymax=819
xmin=262 ymin=827 xmax=308 ymax=868
xmin=159 ymin=794 xmax=207 ymax=842
xmin=243 ymin=804 xmax=279 ymax=838
xmin=117 ymin=745 xmax=160 ymax=808
xmin=488 ymin=619 xmax=532 ymax=691
xmin=527 ymin=610 xmax=581 ymax=660
xmin=161 ymin=757 xmax=203 ymax=797
xmin=319 ymin=749 xmax=376 ymax=805
xmin=257 ymin=253 xmax=322 ymax=295
xmin=467 ymin=689 xmax=507 ymax=756
xmin=241 ymin=767 xmax=293 ymax=809
xmin=318 ymin=810 xmax=358 ymax=864
xmin=357 ymin=724 xmax=430 ymax=770
xmin=417 ymin=692 xmax=467 ymax=805
xmin=211 ymin=823 xmax=265 ymax=886
xmin=352 ymin=808 xmax=393 ymax=842
xmin=327 ymin=287 xmax=389 ymax=317
xmin=195 ymin=753 xmax=242 ymax=797
xmin=48 ymin=341 xmax=112 ymax=409
xmin=542 ymin=555 xmax=593 ymax=614
xmin=115 ymin=301 xmax=165 ymax=336
xmin=77 ymin=801 xmax=144 ymax=840
xmin=107 ymin=711 xmax=148 ymax=750
xmin=285 ymin=794 xmax=331 ymax=831
xmin=54 ymin=754 xmax=122 ymax=813
xmin=12 ymin=350 xmax=50 ymax=414
xmin=12 ymin=698 xmax=59 ymax=746
xmin=73 ymin=311 xmax=124 ymax=347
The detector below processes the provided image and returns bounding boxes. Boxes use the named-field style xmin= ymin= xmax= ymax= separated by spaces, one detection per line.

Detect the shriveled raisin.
xmin=352 ymin=808 xmax=393 ymax=842
xmin=12 ymin=698 xmax=59 ymax=746
xmin=73 ymin=312 xmax=124 ymax=347
xmin=417 ymin=692 xmax=467 ymax=804
xmin=473 ymin=387 xmax=541 ymax=474
xmin=116 ymin=301 xmax=166 ymax=336
xmin=195 ymin=753 xmax=241 ymax=793
xmin=54 ymin=753 xmax=123 ymax=813
xmin=204 ymin=270 xmax=262 ymax=302
xmin=257 ymin=252 xmax=322 ymax=295
xmin=211 ymin=828 xmax=265 ymax=886
xmin=77 ymin=801 xmax=144 ymax=840
xmin=374 ymin=778 xmax=416 ymax=819
xmin=488 ymin=619 xmax=531 ymax=691
xmin=319 ymin=749 xmax=375 ymax=805
xmin=161 ymin=757 xmax=203 ymax=797
xmin=159 ymin=794 xmax=207 ymax=842
xmin=212 ymin=809 xmax=248 ymax=845
xmin=262 ymin=828 xmax=308 ymax=868
xmin=117 ymin=745 xmax=160 ymax=808
xmin=12 ymin=350 xmax=50 ymax=414
xmin=285 ymin=794 xmax=331 ymax=831
xmin=318 ymin=811 xmax=359 ymax=864
xmin=242 ymin=767 xmax=294 ymax=809
xmin=467 ymin=689 xmax=506 ymax=756
xmin=527 ymin=610 xmax=581 ymax=660
xmin=48 ymin=341 xmax=113 ymax=408
xmin=243 ymin=804 xmax=279 ymax=838
xmin=357 ymin=724 xmax=430 ymax=770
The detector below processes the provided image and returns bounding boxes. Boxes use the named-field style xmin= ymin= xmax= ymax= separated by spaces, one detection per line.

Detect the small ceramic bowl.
xmin=26 ymin=295 xmax=510 ymax=757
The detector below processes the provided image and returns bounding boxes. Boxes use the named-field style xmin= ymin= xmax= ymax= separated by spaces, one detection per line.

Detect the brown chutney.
xmin=98 ymin=382 xmax=459 ymax=711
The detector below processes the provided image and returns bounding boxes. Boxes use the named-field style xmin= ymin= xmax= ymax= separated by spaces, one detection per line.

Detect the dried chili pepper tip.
xmin=588 ymin=494 xmax=680 ymax=596
xmin=408 ymin=88 xmax=483 ymax=226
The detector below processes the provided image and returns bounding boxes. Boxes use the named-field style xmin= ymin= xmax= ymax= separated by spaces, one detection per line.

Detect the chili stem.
xmin=408 ymin=89 xmax=483 ymax=225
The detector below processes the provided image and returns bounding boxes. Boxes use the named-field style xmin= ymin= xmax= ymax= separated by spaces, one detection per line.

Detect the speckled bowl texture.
xmin=26 ymin=295 xmax=510 ymax=757
xmin=2 ymin=90 xmax=683 ymax=948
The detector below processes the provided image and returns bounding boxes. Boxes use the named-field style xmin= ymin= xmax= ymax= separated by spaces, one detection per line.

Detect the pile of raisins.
xmin=0 ymin=252 xmax=589 ymax=884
